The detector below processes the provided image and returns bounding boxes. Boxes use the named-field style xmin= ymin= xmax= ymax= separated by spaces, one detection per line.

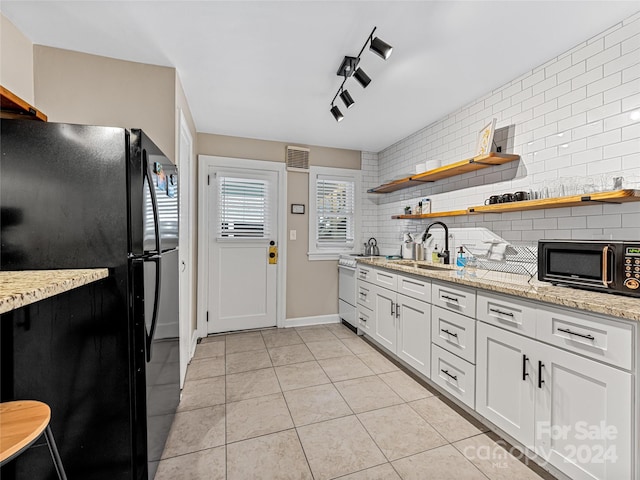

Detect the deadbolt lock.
xmin=268 ymin=244 xmax=278 ymax=264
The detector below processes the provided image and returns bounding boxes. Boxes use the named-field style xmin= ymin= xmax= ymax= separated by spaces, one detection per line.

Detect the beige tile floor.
xmin=155 ymin=324 xmax=556 ymax=480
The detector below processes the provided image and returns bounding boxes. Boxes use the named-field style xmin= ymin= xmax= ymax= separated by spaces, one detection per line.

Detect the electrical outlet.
xmin=289 ymin=230 xmax=297 ymax=241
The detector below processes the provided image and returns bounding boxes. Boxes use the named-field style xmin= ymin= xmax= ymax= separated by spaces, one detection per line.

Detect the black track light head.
xmin=330 ymin=105 xmax=344 ymax=122
xmin=340 ymin=90 xmax=355 ymax=109
xmin=370 ymin=36 xmax=393 ymax=60
xmin=354 ymin=68 xmax=371 ymax=88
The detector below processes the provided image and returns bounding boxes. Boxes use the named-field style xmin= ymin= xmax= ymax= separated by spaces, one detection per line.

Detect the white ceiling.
xmin=2 ymin=1 xmax=638 ymax=152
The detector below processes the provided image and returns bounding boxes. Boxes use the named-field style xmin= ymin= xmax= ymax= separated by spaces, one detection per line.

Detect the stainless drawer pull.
xmin=442 ymin=295 xmax=459 ymax=302
xmin=557 ymin=327 xmax=595 ymax=341
xmin=489 ymin=308 xmax=514 ymax=317
xmin=441 ymin=328 xmax=458 ymax=338
xmin=359 ymin=292 xmax=367 ymax=298
xmin=359 ymin=316 xmax=367 ymax=323
xmin=441 ymin=369 xmax=458 ymax=381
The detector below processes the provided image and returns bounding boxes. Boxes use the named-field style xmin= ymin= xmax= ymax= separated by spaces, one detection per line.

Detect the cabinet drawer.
xmin=373 ymin=269 xmax=397 ymax=290
xmin=477 ymin=291 xmax=537 ymax=338
xmin=537 ymin=306 xmax=634 ymax=370
xmin=432 ymin=281 xmax=476 ymax=318
xmin=357 ymin=306 xmax=372 ymax=335
xmin=397 ymin=274 xmax=431 ymax=303
xmin=356 ymin=281 xmax=375 ymax=311
xmin=431 ymin=306 xmax=476 ymax=364
xmin=357 ymin=265 xmax=373 ymax=283
xmin=431 ymin=344 xmax=475 ymax=409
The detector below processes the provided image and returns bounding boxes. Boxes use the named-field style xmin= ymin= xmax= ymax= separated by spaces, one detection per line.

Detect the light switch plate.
xmin=290 ymin=230 xmax=297 ymax=241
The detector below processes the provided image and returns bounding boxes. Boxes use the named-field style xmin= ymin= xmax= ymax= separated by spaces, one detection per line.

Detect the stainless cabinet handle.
xmin=489 ymin=308 xmax=514 ymax=317
xmin=441 ymin=328 xmax=458 ymax=338
xmin=557 ymin=327 xmax=595 ymax=341
xmin=441 ymin=369 xmax=458 ymax=381
xmin=442 ymin=295 xmax=459 ymax=302
xmin=395 ymin=302 xmax=400 ymax=318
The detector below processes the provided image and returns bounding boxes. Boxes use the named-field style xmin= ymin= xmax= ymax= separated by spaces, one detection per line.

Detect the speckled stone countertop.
xmin=357 ymin=258 xmax=640 ymax=323
xmin=0 ymin=269 xmax=109 ymax=314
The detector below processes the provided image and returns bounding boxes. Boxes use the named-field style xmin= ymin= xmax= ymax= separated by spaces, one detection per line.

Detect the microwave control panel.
xmin=623 ymin=245 xmax=640 ymax=290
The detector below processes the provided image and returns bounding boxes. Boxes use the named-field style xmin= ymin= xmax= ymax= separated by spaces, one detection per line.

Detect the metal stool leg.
xmin=43 ymin=425 xmax=68 ymax=480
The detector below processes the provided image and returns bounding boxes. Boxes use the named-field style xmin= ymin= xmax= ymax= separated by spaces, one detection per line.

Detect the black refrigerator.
xmin=0 ymin=119 xmax=180 ymax=480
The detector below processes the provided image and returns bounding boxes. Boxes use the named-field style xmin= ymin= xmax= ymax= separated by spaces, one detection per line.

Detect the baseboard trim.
xmin=283 ymin=313 xmax=340 ymax=328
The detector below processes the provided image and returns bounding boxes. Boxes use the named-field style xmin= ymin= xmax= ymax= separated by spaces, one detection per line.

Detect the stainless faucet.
xmin=422 ymin=221 xmax=451 ymax=264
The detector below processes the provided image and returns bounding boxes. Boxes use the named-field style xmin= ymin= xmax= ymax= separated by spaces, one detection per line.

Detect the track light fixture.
xmin=340 ymin=89 xmax=355 ymax=109
xmin=329 ymin=26 xmax=392 ymax=122
xmin=330 ymin=104 xmax=344 ymax=122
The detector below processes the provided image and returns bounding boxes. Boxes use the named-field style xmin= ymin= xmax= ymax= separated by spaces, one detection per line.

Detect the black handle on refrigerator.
xmin=143 ymin=151 xmax=162 ymax=362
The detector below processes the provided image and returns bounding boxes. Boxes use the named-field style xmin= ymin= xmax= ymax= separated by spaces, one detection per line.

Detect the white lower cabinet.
xmin=372 ymin=285 xmax=397 ymax=353
xmin=476 ymin=322 xmax=537 ymax=448
xmin=396 ymin=293 xmax=431 ymax=375
xmin=477 ymin=321 xmax=633 ymax=480
xmin=357 ymin=305 xmax=372 ymax=335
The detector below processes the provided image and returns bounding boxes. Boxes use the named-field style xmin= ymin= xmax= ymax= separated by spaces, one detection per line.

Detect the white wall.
xmin=363 ymin=11 xmax=640 ymax=255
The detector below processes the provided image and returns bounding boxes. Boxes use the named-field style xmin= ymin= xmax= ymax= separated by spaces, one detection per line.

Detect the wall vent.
xmin=286 ymin=146 xmax=310 ymax=172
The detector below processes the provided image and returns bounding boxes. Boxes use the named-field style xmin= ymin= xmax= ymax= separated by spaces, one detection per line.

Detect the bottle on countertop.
xmin=432 ymin=244 xmax=440 ymax=263
xmin=456 ymin=246 xmax=466 ymax=270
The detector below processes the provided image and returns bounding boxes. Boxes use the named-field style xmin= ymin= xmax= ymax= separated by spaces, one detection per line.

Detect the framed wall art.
xmin=475 ymin=118 xmax=497 ymax=156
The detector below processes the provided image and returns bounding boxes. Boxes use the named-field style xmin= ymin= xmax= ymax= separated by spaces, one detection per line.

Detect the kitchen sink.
xmin=415 ymin=263 xmax=451 ymax=270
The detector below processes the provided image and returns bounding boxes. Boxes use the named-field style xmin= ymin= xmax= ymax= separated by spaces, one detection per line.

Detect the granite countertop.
xmin=357 ymin=258 xmax=640 ymax=323
xmin=0 ymin=269 xmax=109 ymax=314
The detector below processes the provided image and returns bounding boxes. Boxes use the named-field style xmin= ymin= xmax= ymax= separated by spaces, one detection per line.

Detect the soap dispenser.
xmin=432 ymin=244 xmax=440 ymax=263
xmin=456 ymin=246 xmax=467 ymax=269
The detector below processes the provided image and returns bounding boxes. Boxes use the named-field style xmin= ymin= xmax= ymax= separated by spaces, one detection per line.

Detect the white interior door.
xmin=205 ymin=166 xmax=279 ymax=333
xmin=178 ymin=111 xmax=194 ymax=387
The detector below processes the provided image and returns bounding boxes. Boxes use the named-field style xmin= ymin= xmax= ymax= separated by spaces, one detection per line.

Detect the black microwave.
xmin=538 ymin=240 xmax=640 ymax=297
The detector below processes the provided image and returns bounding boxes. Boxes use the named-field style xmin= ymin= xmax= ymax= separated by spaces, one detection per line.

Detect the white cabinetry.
xmin=357 ymin=266 xmax=431 ymax=376
xmin=396 ymin=293 xmax=431 ymax=375
xmin=477 ymin=319 xmax=633 ymax=480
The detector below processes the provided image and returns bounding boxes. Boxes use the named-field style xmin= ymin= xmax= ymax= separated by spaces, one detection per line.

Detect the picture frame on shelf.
xmin=475 ymin=118 xmax=497 ymax=156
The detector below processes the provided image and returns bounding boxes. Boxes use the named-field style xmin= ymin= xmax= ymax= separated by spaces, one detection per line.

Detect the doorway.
xmin=198 ymin=156 xmax=286 ymax=334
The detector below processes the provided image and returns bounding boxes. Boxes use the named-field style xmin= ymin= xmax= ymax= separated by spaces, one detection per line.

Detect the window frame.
xmin=308 ymin=166 xmax=361 ymax=261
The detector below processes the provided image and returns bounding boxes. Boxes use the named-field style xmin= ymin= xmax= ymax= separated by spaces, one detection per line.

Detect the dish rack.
xmin=462 ymin=242 xmax=538 ymax=279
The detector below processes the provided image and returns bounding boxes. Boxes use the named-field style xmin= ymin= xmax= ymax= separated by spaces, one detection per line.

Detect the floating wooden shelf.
xmin=368 ymin=153 xmax=520 ymax=194
xmin=392 ymin=189 xmax=640 ymax=219
xmin=468 ymin=189 xmax=640 ymax=214
xmin=0 ymin=86 xmax=47 ymax=121
xmin=391 ymin=210 xmax=467 ymax=219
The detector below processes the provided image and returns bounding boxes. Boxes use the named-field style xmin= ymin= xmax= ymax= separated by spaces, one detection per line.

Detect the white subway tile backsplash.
xmin=622 ymin=32 xmax=640 ymax=54
xmin=604 ymin=79 xmax=640 ymax=103
xmin=604 ymin=138 xmax=640 ymax=158
xmin=572 ymin=38 xmax=604 ymax=64
xmin=605 ymin=50 xmax=640 ymax=76
xmin=587 ymin=100 xmax=622 ymax=123
xmin=587 ymin=215 xmax=622 ymax=229
xmin=586 ymin=44 xmax=621 ymax=71
xmin=605 ymin=18 xmax=640 ymax=48
xmin=572 ymin=66 xmax=604 ymax=89
xmin=363 ymin=12 xmax=640 ymax=254
xmin=586 ymin=129 xmax=621 ymax=148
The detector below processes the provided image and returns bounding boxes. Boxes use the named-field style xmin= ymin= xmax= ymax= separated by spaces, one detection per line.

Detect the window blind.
xmin=218 ymin=176 xmax=269 ymax=238
xmin=316 ymin=176 xmax=355 ymax=247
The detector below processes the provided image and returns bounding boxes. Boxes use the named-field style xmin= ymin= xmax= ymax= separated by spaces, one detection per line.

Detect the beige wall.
xmin=197 ymin=132 xmax=361 ymax=319
xmin=0 ymin=13 xmax=34 ymax=105
xmin=33 ymin=46 xmax=176 ymax=162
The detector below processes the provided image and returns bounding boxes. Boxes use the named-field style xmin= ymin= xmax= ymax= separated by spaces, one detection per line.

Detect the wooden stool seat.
xmin=0 ymin=400 xmax=67 ymax=479
xmin=1 ymin=400 xmax=51 ymax=464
